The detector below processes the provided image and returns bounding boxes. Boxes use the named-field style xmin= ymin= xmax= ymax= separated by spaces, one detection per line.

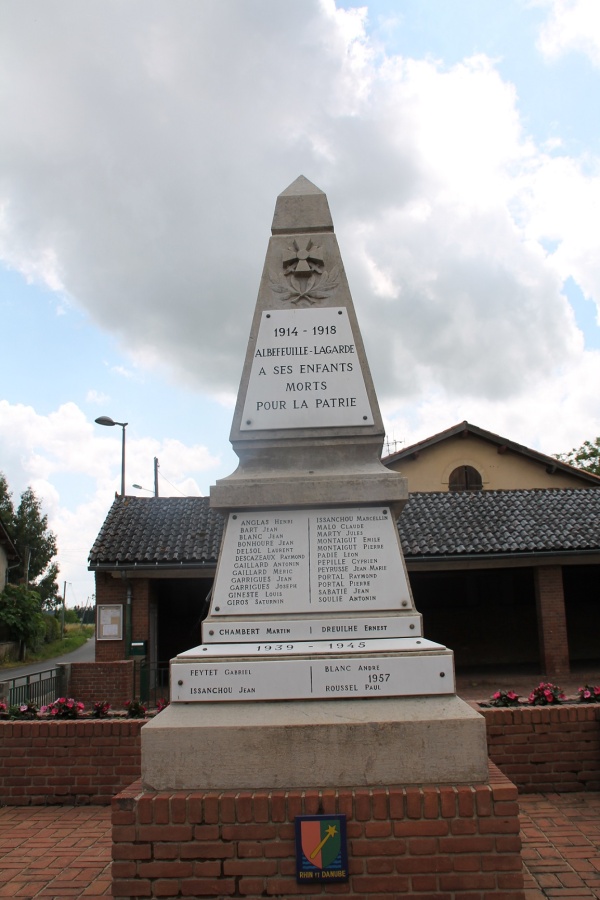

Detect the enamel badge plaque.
xmin=295 ymin=815 xmax=348 ymax=883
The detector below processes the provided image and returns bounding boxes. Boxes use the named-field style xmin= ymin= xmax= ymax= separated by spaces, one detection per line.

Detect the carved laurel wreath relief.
xmin=269 ymin=238 xmax=339 ymax=305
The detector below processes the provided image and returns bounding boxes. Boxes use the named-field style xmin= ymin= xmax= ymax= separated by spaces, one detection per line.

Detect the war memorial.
xmin=113 ymin=178 xmax=525 ymax=899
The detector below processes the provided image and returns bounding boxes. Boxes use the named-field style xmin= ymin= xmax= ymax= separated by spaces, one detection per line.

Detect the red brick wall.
xmin=0 ymin=720 xmax=144 ymax=806
xmin=478 ymin=703 xmax=600 ymax=792
xmin=95 ymin=571 xmax=127 ymax=662
xmin=94 ymin=573 xmax=153 ymax=662
xmin=535 ymin=565 xmax=570 ymax=676
xmin=131 ymin=578 xmax=153 ymax=642
xmin=112 ymin=764 xmax=524 ymax=899
xmin=68 ymin=661 xmax=135 ymax=707
xmin=2 ymin=704 xmax=598 ymax=809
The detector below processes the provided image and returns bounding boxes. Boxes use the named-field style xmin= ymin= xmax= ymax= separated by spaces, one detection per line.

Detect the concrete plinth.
xmin=141 ymin=695 xmax=487 ymax=791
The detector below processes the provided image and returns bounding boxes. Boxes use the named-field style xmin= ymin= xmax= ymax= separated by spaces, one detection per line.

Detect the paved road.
xmin=0 ymin=636 xmax=96 ymax=683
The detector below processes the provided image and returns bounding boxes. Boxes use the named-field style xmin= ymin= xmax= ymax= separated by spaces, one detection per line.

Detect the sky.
xmin=1 ymin=0 xmax=600 ymax=606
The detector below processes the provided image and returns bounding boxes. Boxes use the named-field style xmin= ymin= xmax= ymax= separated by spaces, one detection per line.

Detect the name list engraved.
xmin=171 ymin=652 xmax=455 ymax=702
xmin=212 ymin=507 xmax=412 ymax=616
xmin=202 ymin=614 xmax=422 ymax=643
xmin=240 ymin=308 xmax=374 ymax=430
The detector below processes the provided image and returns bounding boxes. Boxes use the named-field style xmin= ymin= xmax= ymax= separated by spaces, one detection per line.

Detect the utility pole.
xmin=61 ymin=581 xmax=67 ymax=640
xmin=154 ymin=457 xmax=159 ymax=497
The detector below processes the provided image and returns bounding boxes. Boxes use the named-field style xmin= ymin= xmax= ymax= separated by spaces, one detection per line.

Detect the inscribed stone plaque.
xmin=240 ymin=308 xmax=373 ymax=430
xmin=202 ymin=614 xmax=422 ymax=643
xmin=171 ymin=647 xmax=454 ymax=702
xmin=212 ymin=506 xmax=412 ymax=616
xmin=181 ymin=637 xmax=438 ymax=658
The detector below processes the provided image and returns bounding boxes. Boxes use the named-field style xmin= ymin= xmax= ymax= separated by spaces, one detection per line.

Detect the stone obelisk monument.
xmin=142 ymin=176 xmax=487 ymax=790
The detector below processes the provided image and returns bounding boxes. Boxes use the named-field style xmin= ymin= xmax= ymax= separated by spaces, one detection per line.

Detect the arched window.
xmin=448 ymin=465 xmax=483 ymax=492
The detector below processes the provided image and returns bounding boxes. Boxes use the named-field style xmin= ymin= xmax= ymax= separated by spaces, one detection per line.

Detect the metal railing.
xmin=133 ymin=660 xmax=170 ymax=707
xmin=2 ymin=668 xmax=60 ymax=708
xmin=0 ymin=661 xmax=171 ymax=710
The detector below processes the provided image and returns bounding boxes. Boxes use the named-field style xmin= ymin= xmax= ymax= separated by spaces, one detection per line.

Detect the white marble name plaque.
xmin=212 ymin=507 xmax=412 ymax=615
xmin=171 ymin=651 xmax=455 ymax=702
xmin=240 ymin=308 xmax=374 ymax=430
xmin=202 ymin=614 xmax=422 ymax=643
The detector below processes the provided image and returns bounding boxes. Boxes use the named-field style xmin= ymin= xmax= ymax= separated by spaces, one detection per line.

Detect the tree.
xmin=0 ymin=472 xmax=14 ymax=524
xmin=0 ymin=584 xmax=45 ymax=653
xmin=0 ymin=474 xmax=60 ymax=608
xmin=555 ymin=437 xmax=600 ymax=476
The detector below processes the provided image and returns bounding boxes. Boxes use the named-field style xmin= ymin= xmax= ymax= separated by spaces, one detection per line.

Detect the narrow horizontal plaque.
xmin=180 ymin=636 xmax=442 ymax=658
xmin=240 ymin=308 xmax=374 ymax=430
xmin=202 ymin=614 xmax=422 ymax=643
xmin=171 ymin=651 xmax=455 ymax=702
xmin=211 ymin=506 xmax=412 ymax=616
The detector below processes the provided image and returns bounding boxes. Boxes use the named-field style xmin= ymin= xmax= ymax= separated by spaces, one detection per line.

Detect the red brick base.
xmin=112 ymin=764 xmax=524 ymax=899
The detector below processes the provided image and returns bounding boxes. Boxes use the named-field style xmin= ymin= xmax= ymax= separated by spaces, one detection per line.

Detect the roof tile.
xmin=88 ymin=489 xmax=600 ymax=568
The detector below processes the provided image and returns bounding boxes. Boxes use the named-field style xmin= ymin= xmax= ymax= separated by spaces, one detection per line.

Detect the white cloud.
xmin=537 ymin=0 xmax=600 ymax=66
xmin=0 ymin=0 xmax=593 ymax=409
xmin=86 ymin=389 xmax=110 ymax=405
xmin=382 ymin=347 xmax=600 ymax=461
xmin=0 ymin=1 xmax=598 ymax=498
xmin=0 ymin=399 xmax=222 ymax=604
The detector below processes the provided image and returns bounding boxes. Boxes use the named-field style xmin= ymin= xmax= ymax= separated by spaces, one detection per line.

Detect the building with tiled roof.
xmin=384 ymin=420 xmax=600 ymax=492
xmin=90 ymin=482 xmax=600 ymax=676
xmin=90 ymin=489 xmax=600 ymax=571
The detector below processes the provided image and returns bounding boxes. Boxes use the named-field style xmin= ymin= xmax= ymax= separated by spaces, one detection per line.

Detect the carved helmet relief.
xmin=270 ymin=238 xmax=339 ymax=306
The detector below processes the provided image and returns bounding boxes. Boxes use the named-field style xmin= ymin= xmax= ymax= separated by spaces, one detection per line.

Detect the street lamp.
xmin=95 ymin=416 xmax=128 ymax=496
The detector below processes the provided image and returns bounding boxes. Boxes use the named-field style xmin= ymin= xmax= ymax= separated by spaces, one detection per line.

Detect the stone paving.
xmin=0 ymin=805 xmax=111 ymax=898
xmin=520 ymin=792 xmax=600 ymax=899
xmin=1 ymin=793 xmax=600 ymax=898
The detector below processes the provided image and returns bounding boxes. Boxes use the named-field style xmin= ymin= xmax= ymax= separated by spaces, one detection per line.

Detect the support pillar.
xmin=535 ymin=565 xmax=570 ymax=677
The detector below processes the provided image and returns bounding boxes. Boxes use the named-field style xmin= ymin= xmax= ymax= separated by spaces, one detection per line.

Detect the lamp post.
xmin=95 ymin=416 xmax=128 ymax=496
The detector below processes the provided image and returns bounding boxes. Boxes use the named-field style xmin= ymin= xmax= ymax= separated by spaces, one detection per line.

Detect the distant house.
xmin=383 ymin=420 xmax=600 ymax=493
xmin=89 ymin=423 xmax=600 ymax=677
xmin=0 ymin=516 xmax=17 ymax=588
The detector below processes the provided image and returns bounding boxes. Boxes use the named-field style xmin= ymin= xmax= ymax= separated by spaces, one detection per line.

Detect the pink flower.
xmin=507 ymin=691 xmax=518 ymax=701
xmin=492 ymin=691 xmax=501 ymax=700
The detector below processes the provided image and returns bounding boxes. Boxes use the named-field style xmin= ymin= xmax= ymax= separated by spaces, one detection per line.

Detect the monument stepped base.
xmin=112 ymin=763 xmax=524 ymax=900
xmin=141 ymin=696 xmax=488 ymax=792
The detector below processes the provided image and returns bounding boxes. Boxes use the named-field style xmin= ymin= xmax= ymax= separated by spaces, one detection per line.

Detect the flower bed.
xmin=0 ymin=697 xmax=165 ymax=720
xmin=474 ymin=681 xmax=600 ymax=791
xmin=2 ymin=691 xmax=600 ymax=805
xmin=476 ymin=701 xmax=600 ymax=792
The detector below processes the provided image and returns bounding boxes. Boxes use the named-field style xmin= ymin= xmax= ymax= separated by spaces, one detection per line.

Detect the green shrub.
xmin=44 ymin=613 xmax=60 ymax=644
